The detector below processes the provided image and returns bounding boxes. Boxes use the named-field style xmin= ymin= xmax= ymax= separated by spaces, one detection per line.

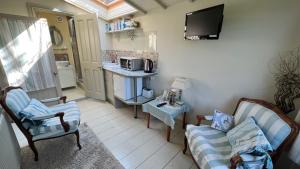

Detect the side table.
xmin=142 ymin=99 xmax=190 ymax=142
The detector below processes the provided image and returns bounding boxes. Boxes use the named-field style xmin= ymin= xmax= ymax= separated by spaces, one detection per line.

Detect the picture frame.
xmin=160 ymin=89 xmax=182 ymax=105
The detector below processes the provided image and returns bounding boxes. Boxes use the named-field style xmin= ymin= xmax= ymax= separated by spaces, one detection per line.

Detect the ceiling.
xmin=124 ymin=0 xmax=186 ymax=14
xmin=64 ymin=0 xmax=188 ymax=20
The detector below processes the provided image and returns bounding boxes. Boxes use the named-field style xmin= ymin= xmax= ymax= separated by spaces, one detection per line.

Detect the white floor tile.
xmin=12 ymin=98 xmax=194 ymax=169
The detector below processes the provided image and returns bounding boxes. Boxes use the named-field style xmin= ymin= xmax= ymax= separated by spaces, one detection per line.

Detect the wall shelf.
xmin=106 ymin=27 xmax=136 ymax=34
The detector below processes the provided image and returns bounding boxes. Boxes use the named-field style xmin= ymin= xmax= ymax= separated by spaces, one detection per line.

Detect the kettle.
xmin=144 ymin=59 xmax=153 ymax=73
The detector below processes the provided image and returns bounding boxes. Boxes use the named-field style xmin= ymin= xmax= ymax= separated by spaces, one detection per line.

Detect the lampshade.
xmin=171 ymin=77 xmax=191 ymax=90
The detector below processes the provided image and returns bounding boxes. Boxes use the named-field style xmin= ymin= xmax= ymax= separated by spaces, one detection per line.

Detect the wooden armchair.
xmin=183 ymin=98 xmax=299 ymax=169
xmin=0 ymin=86 xmax=81 ymax=161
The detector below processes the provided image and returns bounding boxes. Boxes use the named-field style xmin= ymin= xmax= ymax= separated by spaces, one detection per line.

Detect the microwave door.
xmin=121 ymin=59 xmax=127 ymax=69
xmin=120 ymin=59 xmax=124 ymax=67
xmin=127 ymin=60 xmax=131 ymax=70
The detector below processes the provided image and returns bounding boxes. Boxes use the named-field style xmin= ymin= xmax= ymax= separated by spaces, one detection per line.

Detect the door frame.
xmin=27 ymin=3 xmax=75 ymax=97
xmin=27 ymin=2 xmax=74 ymax=18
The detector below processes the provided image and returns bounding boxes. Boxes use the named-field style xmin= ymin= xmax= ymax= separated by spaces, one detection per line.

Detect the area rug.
xmin=21 ymin=123 xmax=124 ymax=169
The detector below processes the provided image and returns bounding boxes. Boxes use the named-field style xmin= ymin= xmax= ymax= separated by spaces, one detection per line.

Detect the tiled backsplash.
xmin=102 ymin=50 xmax=159 ymax=68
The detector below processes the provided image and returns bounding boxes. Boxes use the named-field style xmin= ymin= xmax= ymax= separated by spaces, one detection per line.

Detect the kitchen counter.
xmin=102 ymin=62 xmax=157 ymax=77
xmin=102 ymin=62 xmax=157 ymax=118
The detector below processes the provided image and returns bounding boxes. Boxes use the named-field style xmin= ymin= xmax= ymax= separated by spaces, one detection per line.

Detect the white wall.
xmin=98 ymin=18 xmax=113 ymax=50
xmin=110 ymin=0 xmax=300 ymax=120
xmin=0 ymin=112 xmax=21 ymax=169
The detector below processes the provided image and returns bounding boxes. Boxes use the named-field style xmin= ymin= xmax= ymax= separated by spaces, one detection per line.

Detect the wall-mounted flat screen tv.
xmin=184 ymin=4 xmax=224 ymax=40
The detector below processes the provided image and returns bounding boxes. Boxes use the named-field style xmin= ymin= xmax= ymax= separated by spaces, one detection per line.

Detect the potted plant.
xmin=274 ymin=47 xmax=300 ymax=114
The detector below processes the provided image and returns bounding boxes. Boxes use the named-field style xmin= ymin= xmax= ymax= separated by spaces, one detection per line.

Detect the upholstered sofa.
xmin=183 ymin=98 xmax=299 ymax=169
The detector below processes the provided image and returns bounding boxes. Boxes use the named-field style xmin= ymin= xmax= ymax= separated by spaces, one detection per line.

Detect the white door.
xmin=0 ymin=14 xmax=62 ymax=100
xmin=74 ymin=14 xmax=106 ymax=100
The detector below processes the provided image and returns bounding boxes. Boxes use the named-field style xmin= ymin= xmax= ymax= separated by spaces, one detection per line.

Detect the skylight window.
xmin=93 ymin=0 xmax=123 ymax=9
xmin=101 ymin=0 xmax=119 ymax=5
xmin=64 ymin=0 xmax=137 ymax=20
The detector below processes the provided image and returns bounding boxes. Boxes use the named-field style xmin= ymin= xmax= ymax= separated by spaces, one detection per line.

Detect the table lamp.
xmin=171 ymin=77 xmax=191 ymax=103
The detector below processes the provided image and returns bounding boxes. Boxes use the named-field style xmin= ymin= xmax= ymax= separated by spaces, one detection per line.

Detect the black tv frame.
xmin=184 ymin=4 xmax=224 ymax=40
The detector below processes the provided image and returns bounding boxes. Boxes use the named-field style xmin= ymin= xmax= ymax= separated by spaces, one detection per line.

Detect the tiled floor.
xmin=13 ymin=98 xmax=196 ymax=169
xmin=62 ymin=86 xmax=85 ymax=101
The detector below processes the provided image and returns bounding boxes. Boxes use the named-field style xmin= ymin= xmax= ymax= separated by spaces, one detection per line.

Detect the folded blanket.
xmin=227 ymin=117 xmax=273 ymax=169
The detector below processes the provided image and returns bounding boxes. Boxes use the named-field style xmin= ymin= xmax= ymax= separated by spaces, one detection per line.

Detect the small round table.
xmin=142 ymin=99 xmax=190 ymax=142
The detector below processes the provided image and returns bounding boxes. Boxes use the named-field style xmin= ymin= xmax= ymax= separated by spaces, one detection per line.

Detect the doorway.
xmin=36 ymin=11 xmax=86 ymax=101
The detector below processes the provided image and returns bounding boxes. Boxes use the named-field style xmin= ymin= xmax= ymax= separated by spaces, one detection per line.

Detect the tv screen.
xmin=184 ymin=4 xmax=224 ymax=40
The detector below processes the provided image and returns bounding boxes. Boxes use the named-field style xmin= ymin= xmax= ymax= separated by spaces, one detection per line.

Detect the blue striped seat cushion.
xmin=186 ymin=124 xmax=232 ymax=169
xmin=30 ymin=101 xmax=80 ymax=140
xmin=234 ymin=101 xmax=291 ymax=150
xmin=5 ymin=89 xmax=31 ymax=118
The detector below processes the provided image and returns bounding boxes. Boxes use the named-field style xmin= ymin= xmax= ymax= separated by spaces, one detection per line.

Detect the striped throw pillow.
xmin=20 ymin=99 xmax=52 ymax=124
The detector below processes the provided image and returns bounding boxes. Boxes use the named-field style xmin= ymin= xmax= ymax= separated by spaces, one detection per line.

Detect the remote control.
xmin=156 ymin=102 xmax=167 ymax=107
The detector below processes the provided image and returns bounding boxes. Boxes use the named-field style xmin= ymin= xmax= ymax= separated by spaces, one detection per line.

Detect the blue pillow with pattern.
xmin=211 ymin=109 xmax=234 ymax=132
xmin=19 ymin=99 xmax=52 ymax=124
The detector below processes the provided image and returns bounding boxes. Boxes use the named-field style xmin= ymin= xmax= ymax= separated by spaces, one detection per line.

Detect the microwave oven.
xmin=120 ymin=57 xmax=143 ymax=71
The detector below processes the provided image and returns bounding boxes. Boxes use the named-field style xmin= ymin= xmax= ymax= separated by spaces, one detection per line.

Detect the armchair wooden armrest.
xmin=197 ymin=115 xmax=205 ymax=126
xmin=230 ymin=155 xmax=243 ymax=169
xmin=30 ymin=112 xmax=70 ymax=132
xmin=229 ymin=151 xmax=276 ymax=169
xmin=196 ymin=115 xmax=214 ymax=126
xmin=40 ymin=96 xmax=67 ymax=104
xmin=55 ymin=112 xmax=70 ymax=132
xmin=268 ymin=151 xmax=278 ymax=162
xmin=59 ymin=96 xmax=67 ymax=103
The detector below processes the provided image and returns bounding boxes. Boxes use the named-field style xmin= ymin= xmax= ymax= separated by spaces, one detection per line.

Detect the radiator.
xmin=0 ymin=111 xmax=20 ymax=169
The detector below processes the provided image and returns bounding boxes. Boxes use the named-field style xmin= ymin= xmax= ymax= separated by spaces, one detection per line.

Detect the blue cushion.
xmin=185 ymin=124 xmax=232 ymax=169
xmin=227 ymin=117 xmax=273 ymax=156
xmin=211 ymin=109 xmax=234 ymax=132
xmin=5 ymin=88 xmax=31 ymax=118
xmin=30 ymin=101 xmax=80 ymax=140
xmin=19 ymin=99 xmax=51 ymax=121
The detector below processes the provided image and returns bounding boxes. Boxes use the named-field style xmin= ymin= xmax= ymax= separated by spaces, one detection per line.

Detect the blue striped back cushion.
xmin=5 ymin=89 xmax=31 ymax=118
xmin=234 ymin=101 xmax=291 ymax=150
